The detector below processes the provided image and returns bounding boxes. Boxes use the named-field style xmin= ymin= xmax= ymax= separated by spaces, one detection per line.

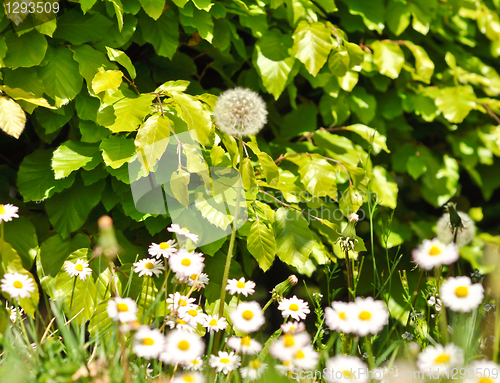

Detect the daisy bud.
xmin=271 ymin=275 xmax=298 ymax=302
xmin=95 ymin=216 xmax=120 ymax=261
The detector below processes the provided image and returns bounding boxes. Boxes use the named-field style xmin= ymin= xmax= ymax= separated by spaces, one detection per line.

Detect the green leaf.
xmin=105 ymin=47 xmax=136 ymax=80
xmin=45 ymin=178 xmax=105 ymax=238
xmin=280 ymin=103 xmax=318 ymax=139
xmin=369 ymin=166 xmax=398 ymax=209
xmin=3 ymin=30 xmax=47 ymax=69
xmin=53 ymin=9 xmax=113 ymax=45
xmin=386 ymin=0 xmax=411 ymax=36
xmin=71 ymin=44 xmax=117 ymax=87
xmin=0 ymin=85 xmax=55 ymax=109
xmin=406 ymin=155 xmax=426 ymax=179
xmin=140 ymin=9 xmax=179 ymax=59
xmin=179 ymin=6 xmax=214 ymax=43
xmin=91 ymin=70 xmax=124 ymax=94
xmin=17 ymin=149 xmax=76 ymax=202
xmin=242 ymin=158 xmax=257 ymax=193
xmin=0 ymin=96 xmax=26 ymax=139
xmin=348 ymin=87 xmax=377 ymax=125
xmin=80 ymin=120 xmax=110 ymax=143
xmin=75 ymin=91 xmax=100 ymax=121
xmin=292 ymin=21 xmax=333 ymax=76
xmin=346 ymin=42 xmax=364 ymax=71
xmin=155 ymin=80 xmax=190 ymax=94
xmin=52 ymin=141 xmax=100 ymax=179
xmin=253 ymin=29 xmax=296 ymax=100
xmin=170 ymin=167 xmax=190 ymax=207
xmin=371 ymin=40 xmax=405 ymax=79
xmin=434 ymin=86 xmax=476 ymax=123
xmin=105 ymin=94 xmax=155 ymax=133
xmin=38 ymin=46 xmax=83 ymax=107
xmin=345 ymin=0 xmax=385 ymax=33
xmin=171 ymin=93 xmax=212 ymax=145
xmin=135 ymin=114 xmax=171 ymax=170
xmin=273 ymin=207 xmax=314 ymax=271
xmin=345 ymin=124 xmax=389 ymax=154
xmin=245 ymin=141 xmax=279 ymax=186
xmin=138 ymin=0 xmax=165 ymax=19
xmin=3 ymin=216 xmax=38 ymax=271
xmin=298 ymin=154 xmax=338 ymax=198
xmin=108 ymin=0 xmax=124 ymax=31
xmin=100 ymin=135 xmax=136 ymax=169
xmin=328 ymin=47 xmax=349 ymax=77
xmin=35 ymin=103 xmax=73 ymax=134
xmin=247 ymin=220 xmax=277 ymax=272
xmin=403 ymin=41 xmax=434 ymax=83
xmin=80 ymin=0 xmax=98 ymax=12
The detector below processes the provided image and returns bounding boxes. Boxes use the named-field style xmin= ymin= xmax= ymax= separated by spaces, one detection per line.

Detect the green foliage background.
xmin=1 ymin=0 xmax=500 ymax=325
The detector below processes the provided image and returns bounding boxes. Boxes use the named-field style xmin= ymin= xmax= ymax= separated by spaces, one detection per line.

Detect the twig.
xmin=122 ymin=75 xmax=140 ymax=95
xmin=482 ymin=103 xmax=500 ymax=125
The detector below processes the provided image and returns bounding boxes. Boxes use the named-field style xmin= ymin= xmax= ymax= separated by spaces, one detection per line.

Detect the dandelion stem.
xmin=345 ymin=248 xmax=353 ymax=302
xmin=435 ymin=267 xmax=449 ymax=344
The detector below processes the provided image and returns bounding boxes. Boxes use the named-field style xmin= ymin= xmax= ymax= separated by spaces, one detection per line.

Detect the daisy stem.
xmin=435 ymin=267 xmax=449 ymax=344
xmin=405 ymin=270 xmax=424 ymax=332
xmin=69 ymin=275 xmax=77 ymax=313
xmin=119 ymin=329 xmax=132 ymax=383
xmin=363 ymin=336 xmax=375 ymax=370
xmin=143 ymin=276 xmax=151 ymax=324
xmin=494 ymin=302 xmax=500 ymax=363
xmin=16 ymin=302 xmax=31 ymax=349
xmin=215 ymin=137 xmax=244 ymax=351
xmin=207 ymin=330 xmax=215 ymax=358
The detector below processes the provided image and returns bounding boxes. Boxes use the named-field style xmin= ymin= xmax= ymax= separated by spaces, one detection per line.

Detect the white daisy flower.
xmin=166 ymin=317 xmax=197 ymax=333
xmin=213 ymin=87 xmax=268 ymax=137
xmin=168 ymin=249 xmax=205 ymax=279
xmin=183 ymin=357 xmax=203 ymax=370
xmin=133 ymin=258 xmax=165 ymax=277
xmin=148 ymin=240 xmax=177 ymax=258
xmin=119 ymin=319 xmax=140 ymax=333
xmin=270 ymin=333 xmax=311 ymax=361
xmin=240 ymin=360 xmax=268 ymax=380
xmin=349 ymin=297 xmax=389 ymax=337
xmin=275 ymin=361 xmax=295 ymax=376
xmin=463 ymin=359 xmax=500 ymax=383
xmin=168 ymin=224 xmax=199 ymax=243
xmin=440 ymin=276 xmax=484 ymax=312
xmin=227 ymin=336 xmax=262 ymax=354
xmin=161 ymin=330 xmax=205 ymax=365
xmin=63 ymin=259 xmax=93 ymax=281
xmin=281 ymin=321 xmax=306 ymax=334
xmin=226 ymin=277 xmax=255 ymax=296
xmin=416 ymin=343 xmax=464 ymax=377
xmin=1 ymin=272 xmax=35 ymax=299
xmin=166 ymin=292 xmax=197 ymax=312
xmin=0 ymin=203 xmax=19 ymax=223
xmin=325 ymin=301 xmax=353 ymax=333
xmin=412 ymin=238 xmax=459 ymax=270
xmin=106 ymin=297 xmax=138 ymax=323
xmin=230 ymin=301 xmax=265 ymax=333
xmin=132 ymin=326 xmax=165 ymax=359
xmin=172 ymin=372 xmax=205 ymax=383
xmin=179 ymin=273 xmax=210 ymax=289
xmin=202 ymin=314 xmax=228 ymax=332
xmin=209 ymin=351 xmax=241 ymax=374
xmin=278 ymin=295 xmax=310 ymax=321
xmin=178 ymin=305 xmax=207 ymax=327
xmin=436 ymin=211 xmax=475 ymax=247
xmin=293 ymin=344 xmax=319 ymax=370
xmin=325 ymin=355 xmax=369 ymax=383
xmin=6 ymin=302 xmax=23 ymax=323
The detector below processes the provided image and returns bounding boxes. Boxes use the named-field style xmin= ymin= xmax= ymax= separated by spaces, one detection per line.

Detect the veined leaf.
xmin=170 ymin=167 xmax=190 ymax=207
xmin=105 ymin=47 xmax=136 ymax=80
xmin=298 ymin=154 xmax=337 ymax=197
xmin=328 ymin=47 xmax=349 ymax=77
xmin=138 ymin=0 xmax=165 ymax=19
xmin=171 ymin=93 xmax=212 ymax=145
xmin=247 ymin=220 xmax=276 ymax=271
xmin=434 ymin=86 xmax=476 ymax=123
xmin=4 ymin=217 xmax=38 ymax=270
xmin=345 ymin=124 xmax=389 ymax=154
xmin=242 ymin=158 xmax=257 ymax=193
xmin=371 ymin=40 xmax=405 ymax=79
xmin=0 ymin=85 xmax=55 ymax=109
xmin=292 ymin=21 xmax=333 ymax=76
xmin=71 ymin=44 xmax=117 ymax=87
xmin=52 ymin=141 xmax=100 ymax=179
xmin=245 ymin=141 xmax=279 ymax=186
xmin=403 ymin=41 xmax=434 ymax=83
xmin=92 ymin=70 xmax=124 ymax=94
xmin=0 ymin=96 xmax=26 ymax=139
xmin=53 ymin=9 xmax=113 ymax=45
xmin=100 ymin=135 xmax=136 ymax=169
xmin=3 ymin=30 xmax=47 ymax=70
xmin=140 ymin=8 xmax=179 ymax=59
xmin=135 ymin=114 xmax=171 ymax=170
xmin=369 ymin=166 xmax=398 ymax=209
xmin=105 ymin=94 xmax=155 ymax=133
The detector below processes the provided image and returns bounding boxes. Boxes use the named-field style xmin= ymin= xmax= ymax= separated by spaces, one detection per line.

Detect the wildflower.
xmin=166 ymin=317 xmax=196 ymax=333
xmin=226 ymin=277 xmax=255 ymax=297
xmin=324 ymin=355 xmax=368 ymax=383
xmin=132 ymin=326 xmax=165 ymax=359
xmin=0 ymin=203 xmax=19 ymax=223
xmin=349 ymin=297 xmax=389 ymax=337
xmin=240 ymin=360 xmax=268 ymax=380
xmin=166 ymin=292 xmax=197 ymax=312
xmin=275 ymin=361 xmax=295 ymax=376
xmin=168 ymin=249 xmax=204 ymax=279
xmin=209 ymin=351 xmax=241 ymax=374
xmin=183 ymin=357 xmax=203 ymax=370
xmin=270 ymin=333 xmax=310 ymax=361
xmin=227 ymin=336 xmax=262 ymax=354
xmin=292 ymin=345 xmax=319 ymax=370
xmin=281 ymin=321 xmax=306 ymax=334
xmin=180 ymin=273 xmax=209 ymax=289
xmin=436 ymin=210 xmax=475 ymax=247
xmin=178 ymin=305 xmax=207 ymax=327
xmin=416 ymin=343 xmax=464 ymax=377
xmin=202 ymin=314 xmax=228 ymax=332
xmin=161 ymin=331 xmax=205 ymax=365
xmin=230 ymin=301 xmax=265 ymax=333
xmin=278 ymin=295 xmax=310 ymax=321
xmin=63 ymin=259 xmax=93 ymax=281
xmin=401 ymin=332 xmax=414 ymax=341
xmin=213 ymin=87 xmax=268 ymax=137
xmin=148 ymin=240 xmax=177 ymax=259
xmin=463 ymin=359 xmax=500 ymax=383
xmin=172 ymin=372 xmax=205 ymax=383
xmin=5 ymin=302 xmax=23 ymax=323
xmin=119 ymin=319 xmax=140 ymax=333
xmin=168 ymin=224 xmax=199 ymax=243
xmin=412 ymin=238 xmax=458 ymax=270
xmin=1 ymin=272 xmax=35 ymax=299
xmin=325 ymin=301 xmax=353 ymax=333
xmin=106 ymin=297 xmax=138 ymax=323
xmin=470 ymin=269 xmax=483 ymax=283
xmin=133 ymin=258 xmax=165 ymax=277
xmin=440 ymin=276 xmax=484 ymax=312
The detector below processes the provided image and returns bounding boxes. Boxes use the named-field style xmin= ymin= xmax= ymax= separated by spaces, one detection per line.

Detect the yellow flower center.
xmin=283 ymin=361 xmax=291 ymax=366
xmin=429 ymin=246 xmax=441 ymax=256
xmin=13 ymin=281 xmax=23 ymax=289
xmin=159 ymin=242 xmax=170 ymax=250
xmin=181 ymin=258 xmax=191 ymax=266
xmin=142 ymin=337 xmax=154 ymax=346
xmin=190 ymin=274 xmax=198 ymax=280
xmin=179 ymin=299 xmax=187 ymax=306
xmin=0 ymin=205 xmax=5 ymax=214
xmin=191 ymin=360 xmax=200 ymax=365
xmin=480 ymin=378 xmax=493 ymax=383
xmin=295 ymin=350 xmax=305 ymax=359
xmin=289 ymin=303 xmax=299 ymax=311
xmin=434 ymin=353 xmax=450 ymax=363
xmin=178 ymin=340 xmax=190 ymax=350
xmin=284 ymin=334 xmax=295 ymax=347
xmin=242 ymin=310 xmax=254 ymax=320
xmin=455 ymin=286 xmax=469 ymax=297
xmin=289 ymin=326 xmax=295 ymax=332
xmin=117 ymin=303 xmax=129 ymax=312
xmin=359 ymin=311 xmax=372 ymax=321
xmin=241 ymin=336 xmax=251 ymax=346
xmin=183 ymin=375 xmax=195 ymax=383
xmin=188 ymin=309 xmax=198 ymax=317
xmin=182 ymin=227 xmax=189 ymax=232
xmin=209 ymin=319 xmax=217 ymax=326
xmin=236 ymin=281 xmax=245 ymax=288
xmin=75 ymin=264 xmax=84 ymax=272
xmin=249 ymin=360 xmax=261 ymax=369
xmin=177 ymin=319 xmax=187 ymax=325
xmin=220 ymin=358 xmax=230 ymax=364
xmin=144 ymin=262 xmax=155 ymax=269
xmin=343 ymin=370 xmax=352 ymax=378
xmin=339 ymin=311 xmax=346 ymax=320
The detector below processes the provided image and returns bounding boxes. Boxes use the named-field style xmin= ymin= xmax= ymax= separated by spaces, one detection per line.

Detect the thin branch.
xmin=482 ymin=103 xmax=500 ymax=125
xmin=257 ymin=189 xmax=322 ymax=222
xmin=122 ymin=75 xmax=140 ymax=96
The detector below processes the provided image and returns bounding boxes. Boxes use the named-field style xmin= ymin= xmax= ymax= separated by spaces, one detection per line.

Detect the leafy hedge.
xmin=1 ymin=0 xmax=500 ymax=322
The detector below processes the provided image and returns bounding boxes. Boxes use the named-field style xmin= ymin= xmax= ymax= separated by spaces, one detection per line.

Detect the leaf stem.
xmin=69 ymin=275 xmax=77 ymax=313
